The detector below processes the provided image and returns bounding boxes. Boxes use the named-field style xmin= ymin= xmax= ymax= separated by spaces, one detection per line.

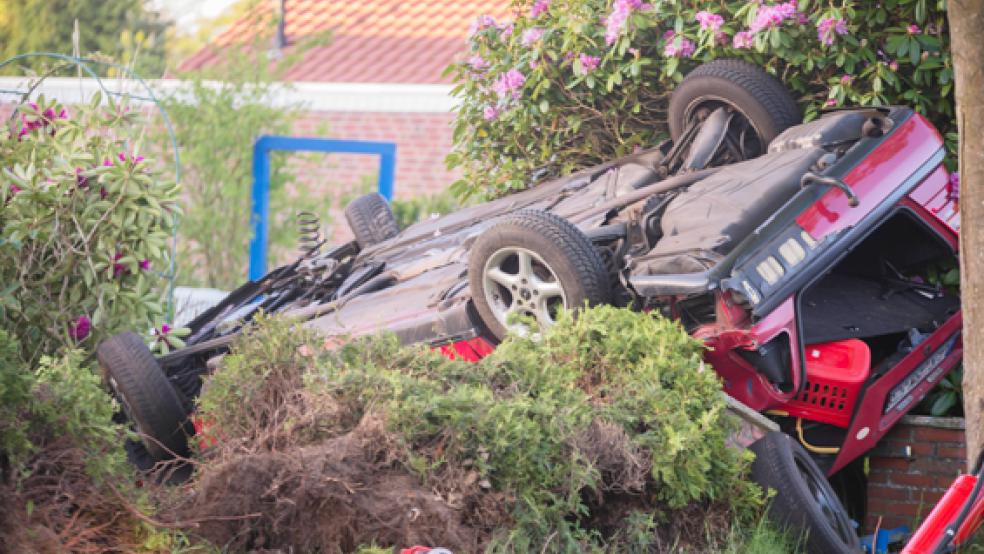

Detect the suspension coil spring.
xmin=296 ymin=211 xmax=323 ymax=255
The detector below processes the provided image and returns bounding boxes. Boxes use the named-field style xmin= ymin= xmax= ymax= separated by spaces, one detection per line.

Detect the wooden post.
xmin=948 ymin=0 xmax=984 ymax=469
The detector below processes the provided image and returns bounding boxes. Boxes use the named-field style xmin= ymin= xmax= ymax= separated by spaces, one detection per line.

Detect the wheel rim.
xmin=482 ymin=247 xmax=567 ymax=333
xmin=684 ymin=96 xmax=767 ymax=160
xmin=794 ymin=454 xmax=857 ymax=545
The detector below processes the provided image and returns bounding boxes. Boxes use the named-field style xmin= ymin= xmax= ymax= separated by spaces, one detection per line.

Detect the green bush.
xmin=0 ymin=94 xmax=178 ymax=549
xmin=160 ymin=25 xmax=332 ymax=289
xmin=0 ymin=96 xmax=179 ymax=364
xmin=447 ymin=0 xmax=952 ymax=198
xmin=198 ymin=306 xmax=763 ymax=551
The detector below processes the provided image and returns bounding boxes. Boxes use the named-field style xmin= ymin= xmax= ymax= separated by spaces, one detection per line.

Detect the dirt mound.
xmin=186 ymin=415 xmax=494 ymax=552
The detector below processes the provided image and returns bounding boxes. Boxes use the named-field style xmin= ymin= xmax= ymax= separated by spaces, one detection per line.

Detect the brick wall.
xmin=866 ymin=416 xmax=967 ymax=533
xmin=291 ymin=110 xmax=459 ymax=200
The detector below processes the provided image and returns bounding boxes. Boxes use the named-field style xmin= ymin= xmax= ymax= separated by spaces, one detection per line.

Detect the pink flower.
xmin=154 ymin=324 xmax=175 ymax=347
xmin=817 ymin=17 xmax=849 ymax=46
xmin=733 ymin=31 xmax=755 ymax=49
xmin=605 ymin=0 xmax=650 ymax=45
xmin=664 ymin=36 xmax=696 ymax=58
xmin=695 ymin=11 xmax=724 ymax=31
xmin=8 ymin=184 xmax=22 ymax=196
xmin=139 ymin=258 xmax=151 ymax=271
xmin=749 ymin=2 xmax=799 ymax=33
xmin=521 ymin=27 xmax=545 ymax=47
xmin=469 ymin=15 xmax=497 ymax=35
xmin=889 ymin=60 xmax=899 ymax=71
xmin=948 ymin=171 xmax=960 ymax=201
xmin=499 ymin=22 xmax=514 ymax=40
xmin=825 ymin=98 xmax=838 ymax=107
xmin=907 ymin=24 xmax=920 ymax=34
xmin=577 ymin=53 xmax=601 ymax=74
xmin=529 ymin=59 xmax=540 ymax=69
xmin=69 ymin=315 xmax=91 ymax=341
xmin=492 ymin=69 xmax=526 ymax=100
xmin=483 ymin=105 xmax=501 ymax=120
xmin=840 ymin=74 xmax=853 ymax=84
xmin=530 ymin=0 xmax=550 ymax=18
xmin=468 ymin=55 xmax=489 ymax=72
xmin=715 ymin=31 xmax=730 ymax=45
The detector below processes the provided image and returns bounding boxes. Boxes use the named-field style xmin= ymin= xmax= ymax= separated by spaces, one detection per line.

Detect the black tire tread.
xmin=750 ymin=432 xmax=860 ymax=554
xmin=344 ymin=193 xmax=399 ymax=248
xmin=669 ymin=58 xmax=800 ymax=142
xmin=97 ymin=332 xmax=189 ymax=460
xmin=469 ymin=209 xmax=610 ymax=339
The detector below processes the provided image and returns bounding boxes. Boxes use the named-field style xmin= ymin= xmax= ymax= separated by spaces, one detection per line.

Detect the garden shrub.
xmin=0 ymin=95 xmax=180 ymax=363
xmin=0 ymin=94 xmax=180 ymax=551
xmin=448 ymin=0 xmax=953 ymax=198
xmin=191 ymin=306 xmax=763 ymax=552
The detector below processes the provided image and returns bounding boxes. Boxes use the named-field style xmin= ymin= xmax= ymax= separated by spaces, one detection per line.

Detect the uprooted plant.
xmin=178 ymin=306 xmax=764 ymax=552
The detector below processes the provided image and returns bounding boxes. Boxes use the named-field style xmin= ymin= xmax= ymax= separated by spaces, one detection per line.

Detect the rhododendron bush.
xmin=448 ymin=0 xmax=952 ymax=198
xmin=0 ymin=95 xmax=180 ymax=362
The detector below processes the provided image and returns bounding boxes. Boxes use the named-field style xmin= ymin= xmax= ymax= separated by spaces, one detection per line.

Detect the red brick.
xmin=937 ymin=445 xmax=968 ymax=461
xmin=870 ymin=457 xmax=914 ymax=471
xmin=867 ymin=484 xmax=909 ymax=501
xmin=868 ymin=470 xmax=891 ymax=484
xmin=868 ymin=499 xmax=923 ymax=518
xmin=914 ymin=426 xmax=965 ymax=442
xmin=889 ymin=473 xmax=938 ymax=488
xmin=911 ymin=457 xmax=965 ymax=475
xmin=883 ymin=424 xmax=915 ymax=442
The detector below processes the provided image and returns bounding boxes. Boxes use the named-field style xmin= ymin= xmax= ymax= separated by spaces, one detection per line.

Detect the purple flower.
xmin=75 ymin=167 xmax=89 ymax=189
xmin=483 ymin=105 xmax=501 ymax=120
xmin=605 ymin=0 xmax=650 ymax=45
xmin=139 ymin=258 xmax=151 ymax=271
xmin=499 ymin=21 xmax=514 ymax=40
xmin=69 ymin=315 xmax=91 ymax=341
xmin=817 ymin=17 xmax=849 ymax=46
xmin=112 ymin=252 xmax=128 ymax=277
xmin=733 ymin=31 xmax=755 ymax=49
xmin=749 ymin=2 xmax=799 ymax=33
xmin=577 ymin=53 xmax=601 ymax=75
xmin=492 ymin=69 xmax=526 ymax=100
xmin=907 ymin=24 xmax=920 ymax=34
xmin=695 ymin=11 xmax=724 ymax=31
xmin=530 ymin=0 xmax=550 ymax=18
xmin=154 ymin=324 xmax=174 ymax=347
xmin=664 ymin=36 xmax=696 ymax=58
xmin=521 ymin=27 xmax=545 ymax=47
xmin=948 ymin=171 xmax=960 ymax=201
xmin=468 ymin=55 xmax=489 ymax=72
xmin=8 ymin=184 xmax=22 ymax=196
xmin=469 ymin=15 xmax=497 ymax=35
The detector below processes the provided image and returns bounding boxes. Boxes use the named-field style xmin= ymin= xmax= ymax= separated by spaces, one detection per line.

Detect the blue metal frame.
xmin=248 ymin=135 xmax=396 ymax=280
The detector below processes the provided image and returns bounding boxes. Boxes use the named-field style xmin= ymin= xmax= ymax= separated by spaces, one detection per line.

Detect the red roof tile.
xmin=180 ymin=0 xmax=513 ymax=84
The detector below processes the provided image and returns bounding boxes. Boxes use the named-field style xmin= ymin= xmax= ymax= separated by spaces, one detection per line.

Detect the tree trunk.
xmin=949 ymin=0 xmax=984 ymax=470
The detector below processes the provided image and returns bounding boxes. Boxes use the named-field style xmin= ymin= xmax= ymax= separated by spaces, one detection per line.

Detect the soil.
xmin=185 ymin=415 xmax=500 ymax=552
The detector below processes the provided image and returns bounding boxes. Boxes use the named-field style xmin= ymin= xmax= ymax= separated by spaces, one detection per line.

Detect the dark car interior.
xmin=798 ymin=210 xmax=960 ymax=370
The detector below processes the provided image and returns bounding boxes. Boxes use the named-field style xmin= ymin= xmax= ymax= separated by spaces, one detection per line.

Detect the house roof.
xmin=179 ymin=0 xmax=513 ymax=84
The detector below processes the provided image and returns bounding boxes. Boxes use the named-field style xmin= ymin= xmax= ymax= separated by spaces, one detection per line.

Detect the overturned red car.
xmin=98 ymin=59 xmax=967 ymax=553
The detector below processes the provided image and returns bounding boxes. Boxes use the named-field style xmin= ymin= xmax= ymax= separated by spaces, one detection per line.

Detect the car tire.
xmin=344 ymin=193 xmax=400 ymax=248
xmin=668 ymin=59 xmax=800 ymax=154
xmin=468 ymin=209 xmax=610 ymax=340
xmin=750 ymin=432 xmax=861 ymax=554
xmin=97 ymin=332 xmax=189 ymax=461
